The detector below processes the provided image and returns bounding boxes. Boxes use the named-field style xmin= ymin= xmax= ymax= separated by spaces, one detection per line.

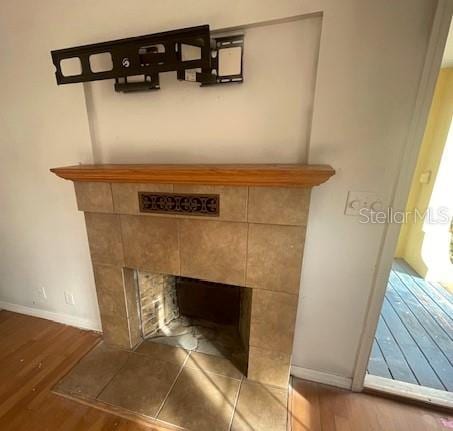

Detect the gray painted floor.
xmin=368 ymin=259 xmax=453 ymax=392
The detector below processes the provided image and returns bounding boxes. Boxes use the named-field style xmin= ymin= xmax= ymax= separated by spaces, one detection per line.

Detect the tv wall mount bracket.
xmin=51 ymin=25 xmax=244 ymax=93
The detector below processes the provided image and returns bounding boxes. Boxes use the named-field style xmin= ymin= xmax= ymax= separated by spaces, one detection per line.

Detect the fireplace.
xmin=51 ymin=164 xmax=334 ymax=389
xmin=136 ymin=271 xmax=249 ymax=373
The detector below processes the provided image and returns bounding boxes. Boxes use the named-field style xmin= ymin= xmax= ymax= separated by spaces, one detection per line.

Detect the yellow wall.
xmin=396 ymin=68 xmax=453 ymax=288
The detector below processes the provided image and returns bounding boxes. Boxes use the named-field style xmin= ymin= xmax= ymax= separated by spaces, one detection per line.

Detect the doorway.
xmin=354 ymin=8 xmax=453 ymax=408
xmin=366 ymin=64 xmax=453 ymax=399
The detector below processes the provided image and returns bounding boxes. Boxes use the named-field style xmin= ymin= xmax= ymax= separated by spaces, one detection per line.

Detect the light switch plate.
xmin=345 ymin=191 xmax=384 ymax=216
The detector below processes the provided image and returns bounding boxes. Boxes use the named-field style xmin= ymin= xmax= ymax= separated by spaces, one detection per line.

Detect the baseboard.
xmin=0 ymin=301 xmax=101 ymax=332
xmin=290 ymin=365 xmax=352 ymax=390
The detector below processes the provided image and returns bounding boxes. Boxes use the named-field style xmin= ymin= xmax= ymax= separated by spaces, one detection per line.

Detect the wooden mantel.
xmin=50 ymin=164 xmax=335 ymax=187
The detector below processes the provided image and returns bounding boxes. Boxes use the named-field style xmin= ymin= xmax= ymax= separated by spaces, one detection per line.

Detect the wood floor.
xmin=290 ymin=378 xmax=451 ymax=431
xmin=0 ymin=310 xmax=450 ymax=431
xmin=368 ymin=259 xmax=453 ymax=392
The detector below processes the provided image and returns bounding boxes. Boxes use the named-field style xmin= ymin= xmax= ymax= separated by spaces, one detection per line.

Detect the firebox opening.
xmin=176 ymin=277 xmax=240 ymax=326
xmin=136 ymin=271 xmax=250 ymax=374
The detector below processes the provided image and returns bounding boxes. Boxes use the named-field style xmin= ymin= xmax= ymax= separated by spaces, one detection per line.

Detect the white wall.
xmin=0 ymin=0 xmax=437 ymax=384
xmin=89 ymin=18 xmax=322 ymax=164
xmin=295 ymin=0 xmax=436 ymax=380
xmin=0 ymin=2 xmax=99 ymax=329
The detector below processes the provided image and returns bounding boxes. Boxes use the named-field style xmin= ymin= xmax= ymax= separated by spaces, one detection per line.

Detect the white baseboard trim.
xmin=365 ymin=374 xmax=453 ymax=409
xmin=290 ymin=365 xmax=352 ymax=390
xmin=0 ymin=301 xmax=101 ymax=332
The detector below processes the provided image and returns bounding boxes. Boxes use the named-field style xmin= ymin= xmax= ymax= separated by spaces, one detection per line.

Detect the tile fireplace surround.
xmin=51 ymin=164 xmax=334 ymax=430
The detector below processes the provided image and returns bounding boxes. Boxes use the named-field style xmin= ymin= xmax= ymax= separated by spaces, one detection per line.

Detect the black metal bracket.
xmin=51 ymin=25 xmax=244 ymax=93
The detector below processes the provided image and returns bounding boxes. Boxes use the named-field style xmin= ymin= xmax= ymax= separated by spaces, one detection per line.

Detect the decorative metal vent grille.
xmin=138 ymin=192 xmax=219 ymax=216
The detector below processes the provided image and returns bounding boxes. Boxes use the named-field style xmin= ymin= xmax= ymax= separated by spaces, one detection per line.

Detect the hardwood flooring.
xmin=290 ymin=378 xmax=451 ymax=431
xmin=0 ymin=310 xmax=451 ymax=430
xmin=0 ymin=310 xmax=156 ymax=431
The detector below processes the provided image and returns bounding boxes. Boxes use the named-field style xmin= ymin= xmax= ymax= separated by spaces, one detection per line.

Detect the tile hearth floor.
xmin=53 ymin=341 xmax=288 ymax=431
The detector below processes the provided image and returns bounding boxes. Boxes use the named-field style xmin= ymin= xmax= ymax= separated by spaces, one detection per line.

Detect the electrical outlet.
xmin=34 ymin=287 xmax=47 ymax=303
xmin=345 ymin=191 xmax=384 ymax=216
xmin=64 ymin=291 xmax=75 ymax=306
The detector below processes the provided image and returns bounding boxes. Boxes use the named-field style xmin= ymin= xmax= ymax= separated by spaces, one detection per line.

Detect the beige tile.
xmin=179 ymin=219 xmax=247 ymax=286
xmin=93 ymin=265 xmax=126 ymax=317
xmin=121 ymin=215 xmax=179 ymax=275
xmin=248 ymin=186 xmax=310 ymax=226
xmin=157 ymin=367 xmax=240 ymax=431
xmin=250 ymin=289 xmax=297 ymax=354
xmin=123 ymin=268 xmax=142 ymax=348
xmin=246 ymin=223 xmax=305 ymax=294
xmin=173 ymin=184 xmax=248 ymax=222
xmin=136 ymin=341 xmax=188 ymax=367
xmin=84 ymin=213 xmax=124 ymax=266
xmin=185 ymin=351 xmax=244 ymax=379
xmin=74 ymin=182 xmax=114 ymax=213
xmin=54 ymin=343 xmax=131 ymax=399
xmin=112 ymin=183 xmax=173 ymax=215
xmin=98 ymin=354 xmax=181 ymax=417
xmin=101 ymin=313 xmax=133 ymax=349
xmin=231 ymin=380 xmax=288 ymax=431
xmin=247 ymin=346 xmax=291 ymax=388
